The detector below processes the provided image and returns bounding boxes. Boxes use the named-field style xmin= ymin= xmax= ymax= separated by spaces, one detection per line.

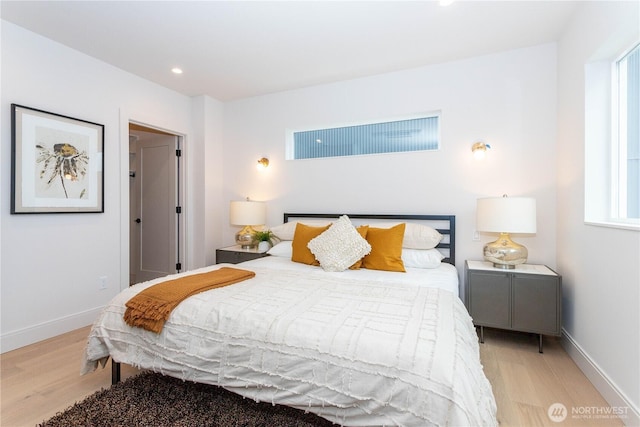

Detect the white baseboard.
xmin=562 ymin=329 xmax=640 ymax=426
xmin=0 ymin=306 xmax=103 ymax=353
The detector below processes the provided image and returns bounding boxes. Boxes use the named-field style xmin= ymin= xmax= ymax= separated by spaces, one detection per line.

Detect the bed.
xmin=82 ymin=213 xmax=497 ymax=426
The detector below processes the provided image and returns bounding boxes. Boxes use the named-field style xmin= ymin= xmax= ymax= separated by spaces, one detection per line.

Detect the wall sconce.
xmin=256 ymin=157 xmax=269 ymax=170
xmin=471 ymin=142 xmax=491 ymax=160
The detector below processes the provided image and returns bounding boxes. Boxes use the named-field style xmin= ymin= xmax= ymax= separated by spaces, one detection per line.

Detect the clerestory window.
xmin=287 ymin=114 xmax=440 ymax=160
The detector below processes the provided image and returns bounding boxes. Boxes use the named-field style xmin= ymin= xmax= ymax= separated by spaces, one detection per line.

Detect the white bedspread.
xmin=82 ymin=259 xmax=497 ymax=426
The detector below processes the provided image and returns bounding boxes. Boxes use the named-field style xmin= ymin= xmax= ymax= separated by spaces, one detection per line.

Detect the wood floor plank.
xmin=1 ymin=326 xmax=140 ymax=427
xmin=0 ymin=325 xmax=627 ymax=426
xmin=479 ymin=328 xmax=624 ymax=427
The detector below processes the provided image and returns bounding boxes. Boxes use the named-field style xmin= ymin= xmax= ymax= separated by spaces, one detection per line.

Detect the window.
xmin=287 ymin=115 xmax=440 ymax=160
xmin=585 ymin=43 xmax=640 ymax=229
xmin=613 ymin=43 xmax=639 ymax=220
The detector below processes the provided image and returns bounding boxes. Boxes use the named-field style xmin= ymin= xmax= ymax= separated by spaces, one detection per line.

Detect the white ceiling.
xmin=1 ymin=1 xmax=582 ymax=101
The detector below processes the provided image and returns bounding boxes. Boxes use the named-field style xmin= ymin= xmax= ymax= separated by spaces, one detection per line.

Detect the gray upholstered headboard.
xmin=283 ymin=213 xmax=456 ymax=266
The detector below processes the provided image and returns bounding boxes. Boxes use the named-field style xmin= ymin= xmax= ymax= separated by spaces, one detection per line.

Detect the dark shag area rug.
xmin=39 ymin=371 xmax=335 ymax=427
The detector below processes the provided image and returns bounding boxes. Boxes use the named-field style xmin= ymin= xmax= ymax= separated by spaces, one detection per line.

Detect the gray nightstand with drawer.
xmin=216 ymin=245 xmax=269 ymax=264
xmin=464 ymin=260 xmax=562 ymax=352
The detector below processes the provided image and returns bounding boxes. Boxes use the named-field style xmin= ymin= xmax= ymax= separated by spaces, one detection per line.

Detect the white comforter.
xmin=82 ymin=258 xmax=497 ymax=426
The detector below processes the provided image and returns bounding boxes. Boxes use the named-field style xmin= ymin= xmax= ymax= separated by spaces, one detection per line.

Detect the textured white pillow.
xmin=401 ymin=248 xmax=444 ymax=269
xmin=267 ymin=241 xmax=293 ymax=257
xmin=307 ymin=215 xmax=371 ymax=272
xmin=369 ymin=222 xmax=443 ymax=249
xmin=269 ymin=220 xmax=333 ymax=241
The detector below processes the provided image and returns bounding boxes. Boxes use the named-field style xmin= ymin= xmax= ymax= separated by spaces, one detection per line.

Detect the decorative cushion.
xmin=402 ymin=248 xmax=444 ymax=269
xmin=362 ymin=223 xmax=406 ymax=272
xmin=291 ymin=223 xmax=331 ymax=265
xmin=349 ymin=225 xmax=369 ymax=270
xmin=307 ymin=216 xmax=371 ymax=272
xmin=269 ymin=220 xmax=333 ymax=241
xmin=267 ymin=241 xmax=293 ymax=257
xmin=369 ymin=222 xmax=442 ymax=249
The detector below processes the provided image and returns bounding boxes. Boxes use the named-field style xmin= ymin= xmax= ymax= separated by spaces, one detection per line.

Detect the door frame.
xmin=119 ymin=113 xmax=187 ymax=292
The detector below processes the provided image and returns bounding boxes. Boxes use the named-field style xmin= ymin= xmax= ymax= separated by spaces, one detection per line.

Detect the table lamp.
xmin=229 ymin=200 xmax=266 ymax=249
xmin=476 ymin=195 xmax=536 ymax=269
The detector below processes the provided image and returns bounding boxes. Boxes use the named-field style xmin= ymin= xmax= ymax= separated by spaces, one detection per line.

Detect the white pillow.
xmin=369 ymin=222 xmax=443 ymax=249
xmin=307 ymin=215 xmax=371 ymax=272
xmin=401 ymin=248 xmax=444 ymax=269
xmin=267 ymin=241 xmax=293 ymax=257
xmin=269 ymin=220 xmax=333 ymax=241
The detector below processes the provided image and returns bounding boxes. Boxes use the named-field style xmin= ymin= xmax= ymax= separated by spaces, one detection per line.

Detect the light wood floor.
xmin=0 ymin=326 xmax=626 ymax=427
xmin=478 ymin=328 xmax=626 ymax=426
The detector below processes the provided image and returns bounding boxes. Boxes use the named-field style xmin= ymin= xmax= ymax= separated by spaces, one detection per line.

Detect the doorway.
xmin=129 ymin=123 xmax=183 ymax=285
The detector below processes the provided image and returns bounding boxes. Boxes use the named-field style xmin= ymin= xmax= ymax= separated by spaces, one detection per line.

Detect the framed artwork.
xmin=11 ymin=104 xmax=104 ymax=214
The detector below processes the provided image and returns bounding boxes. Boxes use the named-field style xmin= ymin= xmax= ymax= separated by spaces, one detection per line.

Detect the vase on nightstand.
xmin=258 ymin=241 xmax=271 ymax=252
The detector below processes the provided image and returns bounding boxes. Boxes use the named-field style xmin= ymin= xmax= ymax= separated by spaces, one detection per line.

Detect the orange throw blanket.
xmin=124 ymin=267 xmax=256 ymax=333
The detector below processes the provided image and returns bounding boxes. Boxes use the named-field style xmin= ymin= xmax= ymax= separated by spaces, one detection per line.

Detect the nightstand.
xmin=216 ymin=245 xmax=269 ymax=264
xmin=464 ymin=260 xmax=562 ymax=352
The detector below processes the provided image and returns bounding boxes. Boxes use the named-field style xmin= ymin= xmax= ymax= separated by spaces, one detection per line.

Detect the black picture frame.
xmin=11 ymin=104 xmax=104 ymax=214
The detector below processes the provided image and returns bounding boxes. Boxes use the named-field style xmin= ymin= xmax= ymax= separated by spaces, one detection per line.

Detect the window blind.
xmin=292 ymin=116 xmax=439 ymax=160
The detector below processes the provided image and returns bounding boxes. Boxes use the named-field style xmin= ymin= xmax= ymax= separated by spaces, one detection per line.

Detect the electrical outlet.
xmin=99 ymin=276 xmax=108 ymax=290
xmin=472 ymin=230 xmax=480 ymax=241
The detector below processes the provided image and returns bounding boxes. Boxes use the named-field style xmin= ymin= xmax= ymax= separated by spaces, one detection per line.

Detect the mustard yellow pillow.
xmin=362 ymin=223 xmax=406 ymax=272
xmin=291 ymin=223 xmax=331 ymax=265
xmin=349 ymin=225 xmax=369 ymax=270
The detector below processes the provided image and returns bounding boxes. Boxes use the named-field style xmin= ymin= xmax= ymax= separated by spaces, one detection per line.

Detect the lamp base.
xmin=235 ymin=226 xmax=257 ymax=249
xmin=483 ymin=232 xmax=528 ymax=269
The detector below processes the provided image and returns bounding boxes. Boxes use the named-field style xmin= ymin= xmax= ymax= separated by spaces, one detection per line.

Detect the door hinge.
xmin=176 ymin=262 xmax=182 ymax=271
xmin=176 ymin=149 xmax=182 ymax=157
xmin=176 ymin=206 xmax=182 ymax=214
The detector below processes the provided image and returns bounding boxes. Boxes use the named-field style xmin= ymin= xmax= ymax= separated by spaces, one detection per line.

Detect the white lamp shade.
xmin=476 ymin=197 xmax=536 ymax=233
xmin=229 ymin=201 xmax=266 ymax=226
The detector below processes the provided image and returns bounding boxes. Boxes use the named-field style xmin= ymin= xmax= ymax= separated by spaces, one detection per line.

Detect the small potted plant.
xmin=253 ymin=229 xmax=278 ymax=251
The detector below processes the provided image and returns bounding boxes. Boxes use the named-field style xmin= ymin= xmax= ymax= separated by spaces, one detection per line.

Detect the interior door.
xmin=131 ymin=133 xmax=179 ymax=283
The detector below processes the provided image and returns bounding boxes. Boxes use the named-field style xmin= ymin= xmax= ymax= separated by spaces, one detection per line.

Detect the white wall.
xmin=191 ymin=95 xmax=225 ymax=267
xmin=0 ymin=22 xmax=221 ymax=351
xmin=222 ymin=43 xmax=559 ymax=287
xmin=557 ymin=1 xmax=640 ymax=422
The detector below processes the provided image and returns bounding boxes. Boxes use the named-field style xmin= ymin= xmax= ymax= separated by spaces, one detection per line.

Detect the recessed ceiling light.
xmin=171 ymin=67 xmax=183 ymax=74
